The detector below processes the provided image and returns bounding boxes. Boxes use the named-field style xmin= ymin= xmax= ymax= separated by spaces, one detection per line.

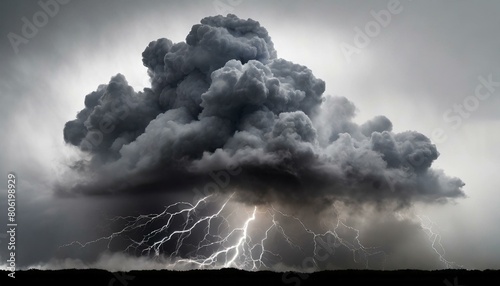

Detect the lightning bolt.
xmin=60 ymin=195 xmax=215 ymax=251
xmin=61 ymin=194 xmax=388 ymax=271
xmin=174 ymin=205 xmax=257 ymax=269
xmin=272 ymin=205 xmax=387 ymax=269
xmin=416 ymin=215 xmax=463 ymax=269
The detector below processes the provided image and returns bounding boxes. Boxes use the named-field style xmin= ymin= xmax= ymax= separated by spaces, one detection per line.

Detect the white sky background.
xmin=0 ymin=0 xmax=499 ymax=269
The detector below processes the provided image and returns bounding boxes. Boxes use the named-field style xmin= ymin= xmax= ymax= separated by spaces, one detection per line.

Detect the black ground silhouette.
xmin=1 ymin=269 xmax=499 ymax=286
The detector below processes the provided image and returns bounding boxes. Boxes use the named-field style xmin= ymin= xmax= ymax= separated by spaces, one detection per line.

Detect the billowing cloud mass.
xmin=61 ymin=14 xmax=464 ymax=208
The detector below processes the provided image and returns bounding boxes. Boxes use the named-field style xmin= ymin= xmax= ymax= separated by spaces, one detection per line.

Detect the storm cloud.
xmin=61 ymin=14 xmax=464 ymax=208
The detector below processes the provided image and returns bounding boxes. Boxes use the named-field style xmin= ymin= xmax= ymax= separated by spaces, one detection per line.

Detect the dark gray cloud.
xmin=60 ymin=14 xmax=464 ymax=209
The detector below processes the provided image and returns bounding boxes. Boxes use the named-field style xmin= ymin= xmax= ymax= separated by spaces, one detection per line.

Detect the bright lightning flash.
xmin=62 ymin=195 xmax=462 ymax=270
xmin=62 ymin=194 xmax=388 ymax=271
xmin=416 ymin=215 xmax=463 ymax=269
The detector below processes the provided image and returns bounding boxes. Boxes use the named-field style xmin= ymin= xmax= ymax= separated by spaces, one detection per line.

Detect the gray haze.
xmin=0 ymin=0 xmax=499 ymax=270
